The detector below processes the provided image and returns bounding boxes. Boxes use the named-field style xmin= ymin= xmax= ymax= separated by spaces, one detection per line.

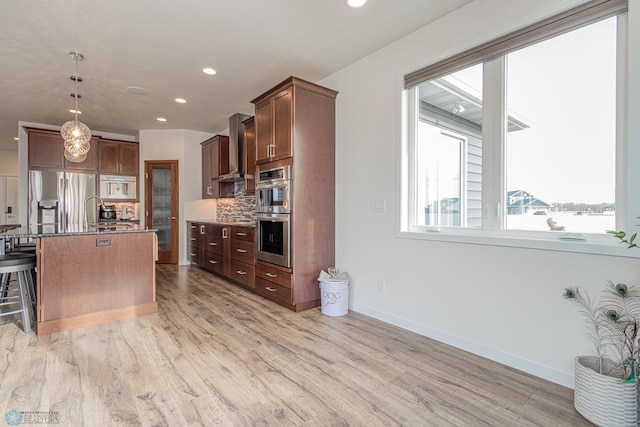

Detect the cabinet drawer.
xmin=188 ymin=223 xmax=201 ymax=241
xmin=231 ymin=226 xmax=254 ymax=242
xmin=231 ymin=240 xmax=255 ymax=264
xmin=255 ymin=262 xmax=291 ymax=289
xmin=187 ymin=246 xmax=200 ymax=264
xmin=229 ymin=260 xmax=255 ymax=289
xmin=203 ymin=251 xmax=225 ymax=275
xmin=204 ymin=234 xmax=224 ymax=255
xmin=255 ymin=277 xmax=292 ymax=306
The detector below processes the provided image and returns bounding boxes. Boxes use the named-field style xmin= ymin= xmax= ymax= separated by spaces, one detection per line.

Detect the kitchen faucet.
xmin=83 ymin=195 xmax=105 ymax=230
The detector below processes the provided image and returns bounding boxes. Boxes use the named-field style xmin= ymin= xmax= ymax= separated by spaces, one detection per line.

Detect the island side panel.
xmin=38 ymin=232 xmax=156 ymax=325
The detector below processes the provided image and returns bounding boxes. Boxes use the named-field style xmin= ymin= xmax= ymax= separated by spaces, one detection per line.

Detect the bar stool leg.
xmin=16 ymin=271 xmax=32 ymax=333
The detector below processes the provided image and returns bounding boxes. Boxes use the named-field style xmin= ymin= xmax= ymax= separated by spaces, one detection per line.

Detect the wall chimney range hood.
xmin=215 ymin=113 xmax=252 ymax=182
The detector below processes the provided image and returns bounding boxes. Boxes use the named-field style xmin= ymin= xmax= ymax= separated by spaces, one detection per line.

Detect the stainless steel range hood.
xmin=215 ymin=113 xmax=252 ymax=182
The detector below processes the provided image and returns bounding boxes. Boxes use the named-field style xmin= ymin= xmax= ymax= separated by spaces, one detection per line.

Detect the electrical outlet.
xmin=377 ymin=280 xmax=386 ymax=293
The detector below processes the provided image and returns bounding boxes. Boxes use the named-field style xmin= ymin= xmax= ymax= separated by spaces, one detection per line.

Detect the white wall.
xmin=138 ymin=128 xmax=214 ymax=265
xmin=0 ymin=150 xmax=18 ymax=175
xmin=320 ymin=0 xmax=640 ymax=388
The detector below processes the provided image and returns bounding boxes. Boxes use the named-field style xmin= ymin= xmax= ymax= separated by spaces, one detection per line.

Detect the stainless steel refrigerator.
xmin=28 ymin=170 xmax=97 ymax=233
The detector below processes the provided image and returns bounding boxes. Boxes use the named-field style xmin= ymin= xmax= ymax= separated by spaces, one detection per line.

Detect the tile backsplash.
xmin=216 ymin=182 xmax=256 ymax=223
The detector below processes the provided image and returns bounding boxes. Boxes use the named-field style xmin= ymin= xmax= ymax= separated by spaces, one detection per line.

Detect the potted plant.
xmin=563 ymin=281 xmax=640 ymax=426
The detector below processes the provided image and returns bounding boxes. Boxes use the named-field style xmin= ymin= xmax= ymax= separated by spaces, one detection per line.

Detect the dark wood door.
xmin=144 ymin=160 xmax=179 ymax=264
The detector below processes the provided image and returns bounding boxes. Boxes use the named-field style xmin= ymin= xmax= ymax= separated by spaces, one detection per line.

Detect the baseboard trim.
xmin=350 ymin=302 xmax=574 ymax=389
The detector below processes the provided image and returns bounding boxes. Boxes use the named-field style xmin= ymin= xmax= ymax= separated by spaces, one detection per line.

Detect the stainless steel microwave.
xmin=99 ymin=175 xmax=137 ymax=200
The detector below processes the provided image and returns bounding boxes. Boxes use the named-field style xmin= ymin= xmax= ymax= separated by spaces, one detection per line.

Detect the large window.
xmin=402 ymin=0 xmax=627 ymax=249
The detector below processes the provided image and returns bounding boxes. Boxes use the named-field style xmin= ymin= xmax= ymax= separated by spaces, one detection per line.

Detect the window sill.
xmin=397 ymin=228 xmax=640 ymax=258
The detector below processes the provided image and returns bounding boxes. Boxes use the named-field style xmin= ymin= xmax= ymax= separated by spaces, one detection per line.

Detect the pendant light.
xmin=61 ymin=51 xmax=91 ymax=162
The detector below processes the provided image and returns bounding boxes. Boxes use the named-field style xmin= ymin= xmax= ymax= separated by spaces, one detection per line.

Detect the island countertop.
xmin=1 ymin=224 xmax=156 ymax=239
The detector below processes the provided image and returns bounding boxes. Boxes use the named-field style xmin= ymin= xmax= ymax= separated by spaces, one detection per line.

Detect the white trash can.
xmin=318 ymin=269 xmax=349 ymax=316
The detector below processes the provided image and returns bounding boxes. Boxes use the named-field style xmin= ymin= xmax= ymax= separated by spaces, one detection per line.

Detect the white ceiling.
xmin=0 ymin=0 xmax=473 ymax=151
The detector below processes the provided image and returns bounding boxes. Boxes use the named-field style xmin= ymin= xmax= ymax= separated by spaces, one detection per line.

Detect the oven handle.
xmin=255 ymin=181 xmax=289 ymax=190
xmin=256 ymin=214 xmax=290 ymax=222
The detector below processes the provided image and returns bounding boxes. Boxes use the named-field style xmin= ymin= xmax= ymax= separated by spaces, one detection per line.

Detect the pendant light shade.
xmin=61 ymin=52 xmax=91 ymax=162
xmin=61 ymin=119 xmax=91 ymax=147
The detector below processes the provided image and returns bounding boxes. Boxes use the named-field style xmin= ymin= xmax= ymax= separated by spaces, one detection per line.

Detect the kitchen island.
xmin=3 ymin=226 xmax=157 ymax=335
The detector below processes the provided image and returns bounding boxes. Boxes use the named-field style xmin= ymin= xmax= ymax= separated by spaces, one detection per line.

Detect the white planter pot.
xmin=574 ymin=355 xmax=638 ymax=427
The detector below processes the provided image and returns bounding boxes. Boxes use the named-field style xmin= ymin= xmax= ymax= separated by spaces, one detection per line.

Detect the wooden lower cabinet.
xmin=187 ymin=222 xmax=256 ymax=290
xmin=229 ymin=259 xmax=255 ymax=289
xmin=255 ymin=277 xmax=292 ymax=306
xmin=186 ymin=221 xmax=321 ymax=311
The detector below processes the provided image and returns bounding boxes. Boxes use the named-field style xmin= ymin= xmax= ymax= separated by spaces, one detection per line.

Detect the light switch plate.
xmin=375 ymin=200 xmax=386 ymax=213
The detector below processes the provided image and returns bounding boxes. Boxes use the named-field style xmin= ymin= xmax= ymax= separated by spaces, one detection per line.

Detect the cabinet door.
xmin=119 ymin=143 xmax=139 ymax=174
xmin=272 ymin=88 xmax=293 ymax=161
xmin=28 ymin=130 xmax=65 ymax=170
xmin=210 ymin=139 xmax=221 ymax=198
xmin=65 ymin=136 xmax=98 ymax=172
xmin=243 ymin=117 xmax=256 ymax=195
xmin=201 ymin=141 xmax=214 ymax=198
xmin=255 ymin=98 xmax=272 ymax=164
xmin=98 ymin=141 xmax=120 ymax=174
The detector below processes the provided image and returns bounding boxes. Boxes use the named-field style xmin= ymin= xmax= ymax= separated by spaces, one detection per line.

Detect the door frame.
xmin=144 ymin=160 xmax=179 ymax=264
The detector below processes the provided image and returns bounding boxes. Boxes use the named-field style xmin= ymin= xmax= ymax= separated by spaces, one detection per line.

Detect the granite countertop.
xmin=188 ymin=219 xmax=255 ymax=228
xmin=1 ymin=224 xmax=157 ymax=239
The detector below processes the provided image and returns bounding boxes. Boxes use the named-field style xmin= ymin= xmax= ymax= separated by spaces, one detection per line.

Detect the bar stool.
xmin=0 ymin=253 xmax=36 ymax=333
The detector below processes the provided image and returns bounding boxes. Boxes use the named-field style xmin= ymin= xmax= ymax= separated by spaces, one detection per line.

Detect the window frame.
xmin=399 ymin=5 xmax=633 ymax=258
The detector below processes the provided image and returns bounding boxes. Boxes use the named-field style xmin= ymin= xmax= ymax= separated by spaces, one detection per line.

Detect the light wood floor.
xmin=0 ymin=264 xmax=591 ymax=426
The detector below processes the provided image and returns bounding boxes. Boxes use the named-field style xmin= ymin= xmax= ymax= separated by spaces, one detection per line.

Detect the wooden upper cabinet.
xmin=273 ymin=89 xmax=292 ymax=161
xmin=98 ymin=140 xmax=139 ymax=175
xmin=242 ymin=116 xmax=256 ymax=195
xmin=254 ymin=99 xmax=272 ymax=164
xmin=26 ymin=127 xmax=97 ymax=172
xmin=254 ymin=88 xmax=292 ymax=164
xmin=201 ymin=135 xmax=233 ymax=199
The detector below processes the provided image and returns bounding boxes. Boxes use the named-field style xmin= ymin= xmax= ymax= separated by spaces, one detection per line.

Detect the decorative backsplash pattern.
xmin=216 ymin=182 xmax=256 ymax=223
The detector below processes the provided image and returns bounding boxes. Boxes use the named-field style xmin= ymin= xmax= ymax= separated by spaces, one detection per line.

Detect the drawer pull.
xmin=265 ymin=272 xmax=277 ymax=278
xmin=190 ymin=225 xmax=196 ymax=229
xmin=236 ymin=232 xmax=247 ymax=236
xmin=236 ymin=270 xmax=247 ymax=275
xmin=190 ymin=237 xmax=196 ymax=241
xmin=190 ymin=253 xmax=196 ymax=257
xmin=265 ymin=287 xmax=276 ymax=292
xmin=209 ymin=242 xmax=217 ymax=246
xmin=236 ymin=249 xmax=247 ymax=253
xmin=209 ymin=260 xmax=218 ymax=264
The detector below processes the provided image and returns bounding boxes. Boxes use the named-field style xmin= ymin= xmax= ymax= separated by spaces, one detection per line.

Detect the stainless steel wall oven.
xmin=256 ymin=214 xmax=290 ymax=268
xmin=256 ymin=165 xmax=292 ymax=268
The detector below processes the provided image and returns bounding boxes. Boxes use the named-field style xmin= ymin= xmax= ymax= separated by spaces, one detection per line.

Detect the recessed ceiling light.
xmin=346 ymin=0 xmax=367 ymax=8
xmin=127 ymin=86 xmax=150 ymax=95
xmin=202 ymin=67 xmax=217 ymax=75
xmin=156 ymin=117 xmax=167 ymax=122
xmin=175 ymin=98 xmax=187 ymax=104
xmin=69 ymin=109 xmax=82 ymax=114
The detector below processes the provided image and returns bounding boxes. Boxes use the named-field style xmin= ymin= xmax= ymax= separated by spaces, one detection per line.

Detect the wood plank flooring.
xmin=0 ymin=265 xmax=592 ymax=426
